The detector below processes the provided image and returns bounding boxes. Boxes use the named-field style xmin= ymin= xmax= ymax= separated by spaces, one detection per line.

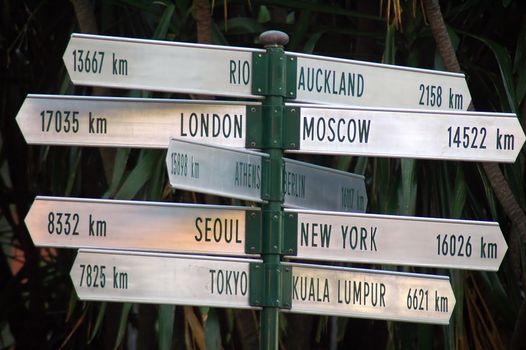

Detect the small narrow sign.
xmin=25 ymin=196 xmax=260 ymax=257
xmin=286 ymin=262 xmax=455 ymax=324
xmin=285 ymin=209 xmax=507 ymax=271
xmin=63 ymin=33 xmax=262 ymax=98
xmin=289 ymin=52 xmax=471 ymax=110
xmin=286 ymin=104 xmax=525 ymax=162
xmin=71 ymin=249 xmax=260 ymax=309
xmin=283 ymin=159 xmax=367 ymax=213
xmin=166 ymin=138 xmax=267 ymax=202
xmin=16 ymin=94 xmax=256 ymax=148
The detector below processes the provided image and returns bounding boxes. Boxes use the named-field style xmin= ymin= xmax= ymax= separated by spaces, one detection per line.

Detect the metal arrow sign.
xmin=25 ymin=196 xmax=260 ymax=257
xmin=284 ymin=209 xmax=507 ymax=271
xmin=71 ymin=249 xmax=260 ymax=309
xmin=63 ymin=33 xmax=263 ymax=98
xmin=16 ymin=94 xmax=257 ymax=148
xmin=286 ymin=262 xmax=455 ymax=324
xmin=285 ymin=104 xmax=525 ymax=162
xmin=288 ymin=51 xmax=471 ymax=110
xmin=166 ymin=138 xmax=267 ymax=202
xmin=283 ymin=158 xmax=367 ymax=213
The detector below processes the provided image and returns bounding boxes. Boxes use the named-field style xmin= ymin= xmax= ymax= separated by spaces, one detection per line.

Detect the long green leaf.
xmin=103 ymin=148 xmax=130 ymax=199
xmin=88 ymin=302 xmax=107 ymax=343
xmin=153 ymin=3 xmax=175 ymax=40
xmin=204 ymin=308 xmax=222 ymax=349
xmin=114 ymin=150 xmax=163 ymax=200
xmin=158 ymin=305 xmax=175 ymax=350
xmin=114 ymin=303 xmax=133 ymax=349
xmin=461 ymin=32 xmax=518 ymax=114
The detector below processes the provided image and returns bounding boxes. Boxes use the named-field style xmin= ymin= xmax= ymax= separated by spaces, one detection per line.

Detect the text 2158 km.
xmin=419 ymin=84 xmax=464 ymax=109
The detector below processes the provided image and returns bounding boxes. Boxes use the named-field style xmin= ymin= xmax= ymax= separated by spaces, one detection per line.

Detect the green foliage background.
xmin=1 ymin=0 xmax=525 ymax=349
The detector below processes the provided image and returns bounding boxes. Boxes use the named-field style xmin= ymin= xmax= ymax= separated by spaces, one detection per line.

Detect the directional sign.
xmin=71 ymin=249 xmax=260 ymax=308
xmin=25 ymin=196 xmax=260 ymax=257
xmin=63 ymin=33 xmax=263 ymax=98
xmin=283 ymin=159 xmax=367 ymax=213
xmin=16 ymin=94 xmax=257 ymax=148
xmin=285 ymin=209 xmax=507 ymax=271
xmin=286 ymin=104 xmax=526 ymax=162
xmin=289 ymin=52 xmax=471 ymax=110
xmin=166 ymin=138 xmax=267 ymax=202
xmin=286 ymin=262 xmax=455 ymax=324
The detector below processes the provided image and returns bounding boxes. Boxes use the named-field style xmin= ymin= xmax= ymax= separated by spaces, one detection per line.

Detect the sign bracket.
xmin=252 ymin=46 xmax=296 ymax=98
xmin=249 ymin=262 xmax=292 ymax=309
xmin=283 ymin=105 xmax=301 ymax=150
xmin=244 ymin=210 xmax=262 ymax=254
xmin=282 ymin=211 xmax=298 ymax=255
xmin=245 ymin=105 xmax=263 ymax=148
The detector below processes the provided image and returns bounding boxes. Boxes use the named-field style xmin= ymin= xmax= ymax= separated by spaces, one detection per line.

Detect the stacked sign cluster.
xmin=17 ymin=32 xmax=524 ymax=337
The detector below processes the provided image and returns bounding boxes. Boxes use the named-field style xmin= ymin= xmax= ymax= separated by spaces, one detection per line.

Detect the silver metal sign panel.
xmin=283 ymin=159 xmax=367 ymax=213
xmin=71 ymin=249 xmax=259 ymax=308
xmin=286 ymin=262 xmax=455 ymax=324
xmin=289 ymin=52 xmax=471 ymax=110
xmin=286 ymin=209 xmax=507 ymax=271
xmin=16 ymin=94 xmax=254 ymax=148
xmin=25 ymin=196 xmax=258 ymax=257
xmin=166 ymin=138 xmax=267 ymax=202
xmin=288 ymin=104 xmax=525 ymax=162
xmin=64 ymin=34 xmax=263 ymax=98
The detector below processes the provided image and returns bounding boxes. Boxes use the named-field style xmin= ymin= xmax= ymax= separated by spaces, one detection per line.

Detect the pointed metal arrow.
xmin=285 ymin=104 xmax=526 ymax=162
xmin=25 ymin=196 xmax=260 ymax=256
xmin=71 ymin=249 xmax=260 ymax=308
xmin=285 ymin=209 xmax=507 ymax=271
xmin=286 ymin=262 xmax=455 ymax=325
xmin=16 ymin=94 xmax=257 ymax=148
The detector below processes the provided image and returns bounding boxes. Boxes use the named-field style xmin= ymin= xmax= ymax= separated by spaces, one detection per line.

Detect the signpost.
xmin=285 ymin=104 xmax=525 ymax=162
xmin=25 ymin=196 xmax=260 ymax=257
xmin=18 ymin=29 xmax=519 ymax=349
xmin=290 ymin=52 xmax=471 ymax=110
xmin=16 ymin=94 xmax=258 ymax=148
xmin=286 ymin=262 xmax=455 ymax=324
xmin=63 ymin=33 xmax=263 ymax=98
xmin=285 ymin=209 xmax=507 ymax=271
xmin=71 ymin=249 xmax=259 ymax=309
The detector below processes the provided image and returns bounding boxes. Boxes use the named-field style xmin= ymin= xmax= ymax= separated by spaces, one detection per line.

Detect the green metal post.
xmin=258 ymin=30 xmax=289 ymax=350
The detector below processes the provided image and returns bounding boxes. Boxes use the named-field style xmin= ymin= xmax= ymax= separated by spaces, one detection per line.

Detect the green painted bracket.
xmin=283 ymin=106 xmax=300 ymax=150
xmin=261 ymin=157 xmax=283 ymax=202
xmin=282 ymin=211 xmax=298 ymax=255
xmin=285 ymin=55 xmax=297 ymax=99
xmin=261 ymin=157 xmax=271 ymax=200
xmin=252 ymin=104 xmax=299 ymax=150
xmin=249 ymin=262 xmax=292 ymax=309
xmin=251 ymin=51 xmax=297 ymax=98
xmin=262 ymin=210 xmax=283 ymax=254
xmin=245 ymin=210 xmax=262 ymax=254
xmin=245 ymin=105 xmax=262 ymax=148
